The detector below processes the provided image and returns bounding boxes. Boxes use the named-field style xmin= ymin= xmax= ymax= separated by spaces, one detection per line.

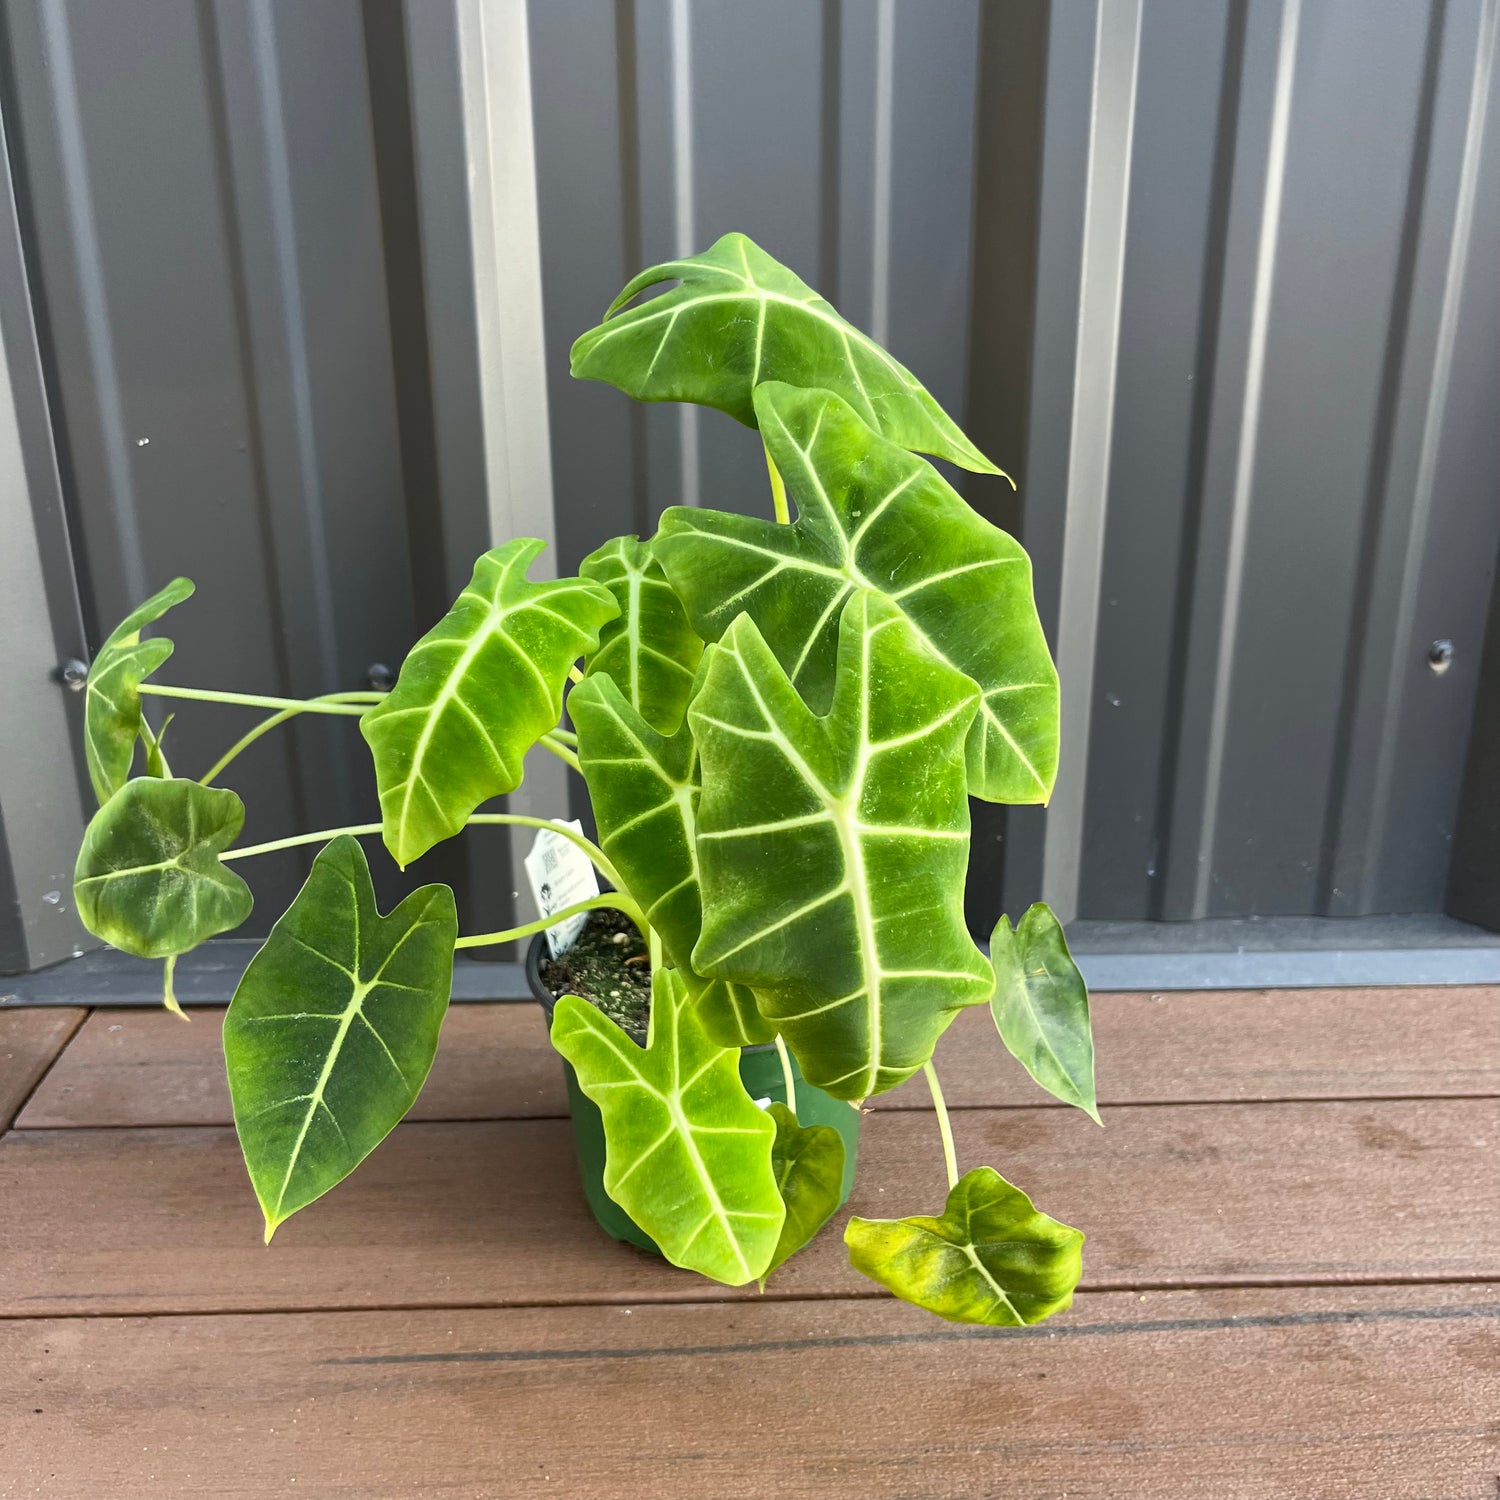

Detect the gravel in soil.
xmin=538 ymin=906 xmax=652 ymax=1043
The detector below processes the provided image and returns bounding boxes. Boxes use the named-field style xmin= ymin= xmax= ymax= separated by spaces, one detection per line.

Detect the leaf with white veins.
xmin=846 ymin=1166 xmax=1083 ymax=1326
xmin=223 ymin=836 xmax=457 ymax=1240
xmin=571 ymin=232 xmax=1001 ymax=474
xmin=689 ymin=590 xmax=994 ymax=1099
xmin=571 ymin=667 xmax=772 ymax=1046
xmin=549 ymin=968 xmax=785 ymax=1285
xmin=580 ymin=535 xmax=703 ymax=734
xmin=656 ymin=383 xmax=1058 ymax=804
xmin=83 ymin=577 xmax=194 ymax=805
xmin=361 ymin=539 xmax=617 ymax=867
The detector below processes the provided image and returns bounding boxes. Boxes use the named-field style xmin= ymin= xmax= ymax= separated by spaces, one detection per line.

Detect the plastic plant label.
xmin=524 ymin=819 xmax=600 ymax=957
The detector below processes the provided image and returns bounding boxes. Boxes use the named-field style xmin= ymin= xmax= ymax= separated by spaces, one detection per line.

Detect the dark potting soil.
xmin=537 ymin=906 xmax=652 ymax=1043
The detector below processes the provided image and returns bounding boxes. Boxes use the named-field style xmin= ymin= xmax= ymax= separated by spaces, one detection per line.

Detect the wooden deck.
xmin=2 ymin=986 xmax=1497 ymax=1498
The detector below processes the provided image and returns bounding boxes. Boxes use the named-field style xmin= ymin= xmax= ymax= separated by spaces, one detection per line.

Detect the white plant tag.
xmin=523 ymin=820 xmax=600 ymax=958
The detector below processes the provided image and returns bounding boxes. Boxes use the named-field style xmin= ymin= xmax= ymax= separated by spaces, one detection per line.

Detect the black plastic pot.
xmin=527 ymin=932 xmax=862 ymax=1255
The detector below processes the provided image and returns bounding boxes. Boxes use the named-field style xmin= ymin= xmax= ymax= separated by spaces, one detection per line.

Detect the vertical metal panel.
xmin=1006 ymin=0 xmax=1500 ymax=924
xmin=0 ymin=0 xmax=559 ymax=949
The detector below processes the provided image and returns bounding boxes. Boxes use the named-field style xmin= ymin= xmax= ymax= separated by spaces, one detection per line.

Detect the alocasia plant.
xmin=70 ymin=233 xmax=1100 ymax=1328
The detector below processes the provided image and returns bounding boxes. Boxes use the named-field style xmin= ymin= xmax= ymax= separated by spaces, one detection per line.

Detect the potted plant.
xmin=71 ymin=233 xmax=1100 ymax=1327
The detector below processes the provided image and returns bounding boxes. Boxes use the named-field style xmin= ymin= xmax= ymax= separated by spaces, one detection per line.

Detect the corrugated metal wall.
xmin=1008 ymin=0 xmax=1500 ymax=923
xmin=1 ymin=0 xmax=1497 ymax=972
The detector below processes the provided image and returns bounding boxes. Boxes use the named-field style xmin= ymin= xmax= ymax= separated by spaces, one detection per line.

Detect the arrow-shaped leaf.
xmin=73 ymin=777 xmax=252 ymax=958
xmin=580 ymin=535 xmax=703 ymax=734
xmin=689 ymin=591 xmax=994 ymax=1099
xmin=656 ymin=382 xmax=1058 ymax=804
xmin=361 ymin=539 xmax=618 ymax=867
xmin=84 ymin=577 xmax=194 ymax=804
xmin=223 ymin=836 xmax=457 ymax=1240
xmin=991 ymin=904 xmax=1100 ymax=1123
xmin=549 ymin=968 xmax=785 ymax=1285
xmin=761 ymin=1102 xmax=845 ymax=1286
xmin=571 ymin=232 xmax=1000 ymax=475
xmin=846 ymin=1166 xmax=1084 ymax=1326
xmin=570 ymin=667 xmax=772 ymax=1046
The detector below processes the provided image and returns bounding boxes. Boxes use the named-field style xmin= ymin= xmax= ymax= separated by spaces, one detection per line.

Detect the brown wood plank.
xmin=3 ymin=1285 xmax=1496 ymax=1498
xmin=21 ymin=984 xmax=1499 ymax=1130
xmin=0 ymin=1008 xmax=85 ymax=1131
xmin=4 ymin=1098 xmax=1495 ymax=1316
xmin=16 ymin=1002 xmax=565 ymax=1128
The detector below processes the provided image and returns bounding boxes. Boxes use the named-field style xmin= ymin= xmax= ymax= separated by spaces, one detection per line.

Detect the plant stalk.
xmin=455 ymin=892 xmax=646 ymax=949
xmin=923 ymin=1060 xmax=959 ymax=1190
xmin=140 ymin=683 xmax=376 ymax=715
xmin=765 ymin=446 xmax=790 ymax=525
xmin=199 ymin=692 xmax=388 ymax=786
xmin=539 ymin=733 xmax=581 ymax=774
xmin=774 ymin=1032 xmax=798 ymax=1116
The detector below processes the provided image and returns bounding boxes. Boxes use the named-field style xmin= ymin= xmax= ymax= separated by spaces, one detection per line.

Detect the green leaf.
xmin=761 ymin=1102 xmax=846 ymax=1287
xmin=72 ymin=777 xmax=252 ymax=959
xmin=223 ymin=836 xmax=457 ymax=1240
xmin=580 ymin=535 xmax=703 ymax=734
xmin=570 ymin=667 xmax=773 ymax=1047
xmin=689 ymin=590 xmax=994 ymax=1099
xmin=549 ymin=967 xmax=785 ymax=1285
xmin=571 ymin=232 xmax=1001 ymax=475
xmin=990 ymin=904 xmax=1100 ymax=1124
xmin=84 ymin=577 xmax=194 ymax=804
xmin=845 ymin=1166 xmax=1084 ymax=1326
xmin=360 ymin=539 xmax=618 ymax=867
xmin=656 ymin=382 xmax=1058 ymax=804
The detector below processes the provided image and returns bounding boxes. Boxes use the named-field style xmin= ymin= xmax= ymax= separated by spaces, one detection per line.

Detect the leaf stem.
xmin=539 ymin=733 xmax=581 ymax=774
xmin=567 ymin=665 xmax=585 ymax=685
xmin=218 ymin=812 xmax=625 ymax=893
xmin=765 ymin=446 xmax=790 ymax=525
xmin=455 ymin=892 xmax=646 ymax=950
xmin=199 ymin=692 xmax=387 ymax=786
xmin=547 ymin=727 xmax=579 ymax=746
xmin=774 ymin=1033 xmax=797 ymax=1116
xmin=923 ymin=1060 xmax=958 ymax=1190
xmin=140 ymin=683 xmax=378 ymax=715
xmin=219 ymin=822 xmax=384 ymax=862
xmin=162 ymin=954 xmax=188 ymax=1022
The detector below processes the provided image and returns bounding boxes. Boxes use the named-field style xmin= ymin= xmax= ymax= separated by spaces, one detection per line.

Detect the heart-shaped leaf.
xmin=570 ymin=667 xmax=772 ymax=1046
xmin=991 ymin=904 xmax=1100 ymax=1123
xmin=761 ymin=1102 xmax=846 ymax=1286
xmin=846 ymin=1166 xmax=1084 ymax=1326
xmin=689 ymin=591 xmax=994 ymax=1099
xmin=571 ymin=232 xmax=1000 ymax=475
xmin=549 ymin=968 xmax=785 ymax=1285
xmin=361 ymin=539 xmax=618 ymax=867
xmin=223 ymin=836 xmax=457 ymax=1240
xmin=656 ymin=383 xmax=1058 ymax=804
xmin=72 ymin=777 xmax=252 ymax=958
xmin=84 ymin=577 xmax=194 ymax=804
xmin=580 ymin=535 xmax=703 ymax=734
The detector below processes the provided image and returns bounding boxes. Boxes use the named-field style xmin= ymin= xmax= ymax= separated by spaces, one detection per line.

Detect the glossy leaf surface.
xmin=846 ymin=1166 xmax=1083 ymax=1326
xmin=571 ymin=668 xmax=772 ymax=1046
xmin=656 ymin=383 xmax=1058 ymax=804
xmin=571 ymin=232 xmax=999 ymax=474
xmin=580 ymin=535 xmax=702 ymax=734
xmin=223 ymin=836 xmax=457 ymax=1240
xmin=991 ymin=904 xmax=1100 ymax=1123
xmin=761 ymin=1102 xmax=845 ymax=1285
xmin=689 ymin=592 xmax=994 ymax=1099
xmin=549 ymin=968 xmax=785 ymax=1285
xmin=84 ymin=577 xmax=194 ymax=804
xmin=361 ymin=539 xmax=618 ymax=866
xmin=73 ymin=777 xmax=252 ymax=958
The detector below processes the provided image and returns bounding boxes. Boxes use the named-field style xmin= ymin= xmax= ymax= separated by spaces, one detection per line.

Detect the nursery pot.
xmin=527 ymin=932 xmax=861 ymax=1254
